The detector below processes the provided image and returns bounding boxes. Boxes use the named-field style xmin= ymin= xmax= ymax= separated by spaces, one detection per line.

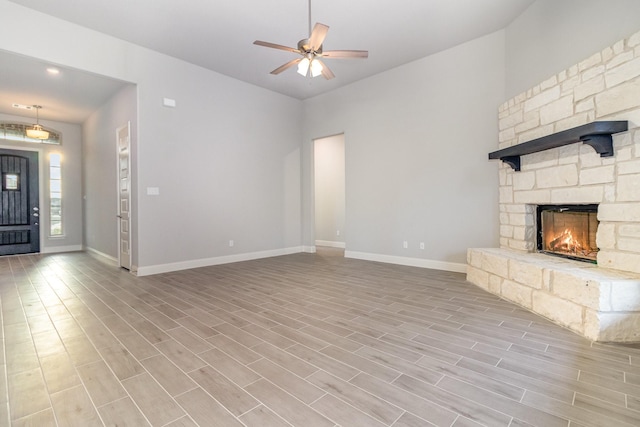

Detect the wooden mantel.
xmin=489 ymin=121 xmax=629 ymax=171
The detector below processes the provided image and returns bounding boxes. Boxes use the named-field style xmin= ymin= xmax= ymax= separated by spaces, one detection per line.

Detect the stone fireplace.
xmin=467 ymin=29 xmax=640 ymax=342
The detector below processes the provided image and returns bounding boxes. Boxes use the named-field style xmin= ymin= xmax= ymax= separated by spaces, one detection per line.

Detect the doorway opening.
xmin=314 ymin=134 xmax=345 ymax=254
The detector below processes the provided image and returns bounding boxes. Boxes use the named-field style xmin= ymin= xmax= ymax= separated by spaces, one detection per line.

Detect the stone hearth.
xmin=468 ymin=29 xmax=640 ymax=342
xmin=468 ymin=248 xmax=640 ymax=342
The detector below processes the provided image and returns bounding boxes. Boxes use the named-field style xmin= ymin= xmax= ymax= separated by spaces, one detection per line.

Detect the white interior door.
xmin=117 ymin=122 xmax=131 ymax=270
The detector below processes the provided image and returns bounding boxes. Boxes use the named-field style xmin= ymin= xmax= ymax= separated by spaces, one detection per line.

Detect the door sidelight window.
xmin=50 ymin=153 xmax=62 ymax=236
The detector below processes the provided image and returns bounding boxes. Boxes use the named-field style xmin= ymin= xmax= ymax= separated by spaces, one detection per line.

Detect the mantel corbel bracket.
xmin=580 ymin=134 xmax=614 ymax=157
xmin=488 ymin=121 xmax=628 ymax=171
xmin=501 ymin=156 xmax=521 ymax=172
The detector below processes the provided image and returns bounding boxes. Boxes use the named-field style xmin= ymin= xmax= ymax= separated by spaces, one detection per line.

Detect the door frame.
xmin=0 ymin=144 xmax=44 ymax=254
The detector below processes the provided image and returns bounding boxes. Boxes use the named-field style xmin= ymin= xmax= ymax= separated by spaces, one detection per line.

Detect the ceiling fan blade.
xmin=308 ymin=23 xmax=329 ymax=51
xmin=318 ymin=60 xmax=335 ymax=80
xmin=270 ymin=58 xmax=302 ymax=75
xmin=254 ymin=40 xmax=300 ymax=53
xmin=322 ymin=50 xmax=369 ymax=59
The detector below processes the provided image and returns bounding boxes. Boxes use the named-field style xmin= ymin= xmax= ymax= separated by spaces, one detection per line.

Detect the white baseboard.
xmin=85 ymin=246 xmax=118 ymax=263
xmin=136 ymin=246 xmax=306 ymax=276
xmin=315 ymin=240 xmax=346 ymax=249
xmin=41 ymin=244 xmax=83 ymax=254
xmin=86 ymin=245 xmax=466 ymax=276
xmin=344 ymin=250 xmax=467 ymax=274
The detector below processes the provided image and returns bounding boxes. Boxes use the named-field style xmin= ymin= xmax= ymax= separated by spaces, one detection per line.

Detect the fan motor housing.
xmin=297 ymin=39 xmax=322 ymax=54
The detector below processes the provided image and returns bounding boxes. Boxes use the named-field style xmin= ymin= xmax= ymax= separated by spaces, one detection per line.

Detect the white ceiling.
xmin=1 ymin=0 xmax=535 ymax=123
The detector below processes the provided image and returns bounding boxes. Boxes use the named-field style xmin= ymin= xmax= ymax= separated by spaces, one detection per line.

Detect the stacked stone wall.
xmin=497 ymin=29 xmax=640 ymax=275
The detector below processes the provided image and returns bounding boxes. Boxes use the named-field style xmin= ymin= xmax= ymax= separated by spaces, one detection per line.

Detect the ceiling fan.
xmin=253 ymin=0 xmax=368 ymax=80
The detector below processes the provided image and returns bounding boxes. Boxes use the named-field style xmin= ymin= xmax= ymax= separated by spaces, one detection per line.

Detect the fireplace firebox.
xmin=536 ymin=204 xmax=599 ymax=263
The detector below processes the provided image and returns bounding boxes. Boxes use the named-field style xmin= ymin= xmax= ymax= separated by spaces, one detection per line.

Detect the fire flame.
xmin=541 ymin=211 xmax=599 ymax=261
xmin=549 ymin=228 xmax=583 ymax=254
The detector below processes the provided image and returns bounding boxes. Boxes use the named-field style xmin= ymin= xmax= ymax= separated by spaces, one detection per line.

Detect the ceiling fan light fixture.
xmin=297 ymin=57 xmax=310 ymax=76
xmin=253 ymin=0 xmax=366 ymax=80
xmin=310 ymin=59 xmax=323 ymax=77
xmin=25 ymin=105 xmax=49 ymax=140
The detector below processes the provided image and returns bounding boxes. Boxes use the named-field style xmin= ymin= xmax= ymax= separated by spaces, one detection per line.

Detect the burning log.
xmin=548 ymin=229 xmax=583 ymax=253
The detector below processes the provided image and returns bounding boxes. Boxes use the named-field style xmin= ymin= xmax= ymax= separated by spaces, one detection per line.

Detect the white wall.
xmin=130 ymin=60 xmax=303 ymax=272
xmin=83 ymin=84 xmax=137 ymax=262
xmin=314 ymin=134 xmax=345 ymax=247
xmin=506 ymin=0 xmax=640 ymax=99
xmin=303 ymin=31 xmax=505 ymax=270
xmin=0 ymin=1 xmax=303 ymax=274
xmin=0 ymin=112 xmax=83 ymax=252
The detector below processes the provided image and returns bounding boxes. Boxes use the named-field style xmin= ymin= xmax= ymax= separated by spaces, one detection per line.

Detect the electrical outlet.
xmin=229 ymin=240 xmax=234 ymax=247
xmin=336 ymin=230 xmax=340 ymax=236
xmin=420 ymin=242 xmax=425 ymax=250
xmin=403 ymin=241 xmax=408 ymax=249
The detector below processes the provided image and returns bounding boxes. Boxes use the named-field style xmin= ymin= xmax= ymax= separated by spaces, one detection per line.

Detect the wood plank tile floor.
xmin=2 ymin=247 xmax=640 ymax=426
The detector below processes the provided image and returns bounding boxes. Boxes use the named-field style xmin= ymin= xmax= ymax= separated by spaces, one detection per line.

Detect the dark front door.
xmin=0 ymin=149 xmax=39 ymax=255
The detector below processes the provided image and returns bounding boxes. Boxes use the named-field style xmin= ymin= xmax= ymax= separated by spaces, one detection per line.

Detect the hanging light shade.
xmin=26 ymin=105 xmax=49 ymax=140
xmin=297 ymin=56 xmax=323 ymax=78
xmin=297 ymin=57 xmax=311 ymax=76
xmin=26 ymin=124 xmax=49 ymax=140
xmin=310 ymin=59 xmax=323 ymax=77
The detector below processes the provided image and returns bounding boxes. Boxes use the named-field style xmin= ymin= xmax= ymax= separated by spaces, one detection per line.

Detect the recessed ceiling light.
xmin=46 ymin=67 xmax=60 ymax=75
xmin=12 ymin=103 xmax=34 ymax=110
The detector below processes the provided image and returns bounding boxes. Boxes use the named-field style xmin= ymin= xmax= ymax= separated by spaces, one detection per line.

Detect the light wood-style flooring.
xmin=2 ymin=247 xmax=640 ymax=426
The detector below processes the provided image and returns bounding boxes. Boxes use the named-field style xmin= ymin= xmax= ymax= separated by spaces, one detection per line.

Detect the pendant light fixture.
xmin=26 ymin=105 xmax=49 ymax=140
